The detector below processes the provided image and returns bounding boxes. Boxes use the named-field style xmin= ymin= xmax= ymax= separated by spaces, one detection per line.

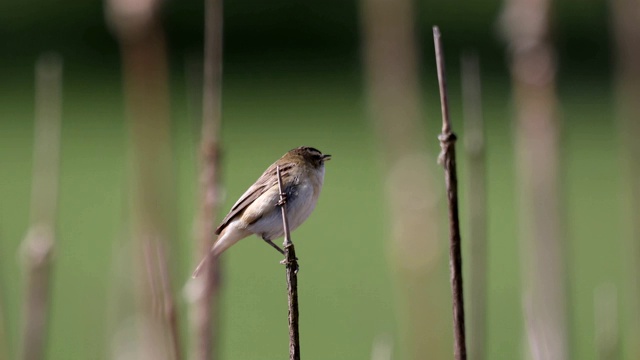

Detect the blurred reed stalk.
xmin=461 ymin=52 xmax=487 ymax=360
xmin=609 ymin=0 xmax=640 ymax=357
xmin=276 ymin=166 xmax=301 ymax=360
xmin=187 ymin=0 xmax=224 ymax=358
xmin=20 ymin=53 xmax=62 ymax=360
xmin=594 ymin=283 xmax=619 ymax=360
xmin=106 ymin=0 xmax=182 ymax=358
xmin=433 ymin=27 xmax=467 ymax=360
xmin=359 ymin=0 xmax=447 ymax=358
xmin=500 ymin=0 xmax=569 ymax=358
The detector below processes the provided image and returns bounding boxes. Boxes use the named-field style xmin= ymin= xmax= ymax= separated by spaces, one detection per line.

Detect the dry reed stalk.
xmin=359 ymin=0 xmax=447 ymax=358
xmin=106 ymin=0 xmax=181 ymax=357
xmin=500 ymin=0 xmax=569 ymax=357
xmin=187 ymin=0 xmax=224 ymax=358
xmin=276 ymin=166 xmax=301 ymax=360
xmin=433 ymin=27 xmax=467 ymax=360
xmin=20 ymin=53 xmax=62 ymax=360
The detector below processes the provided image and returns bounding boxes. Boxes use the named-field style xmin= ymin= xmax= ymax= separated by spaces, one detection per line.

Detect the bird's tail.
xmin=191 ymin=225 xmax=250 ymax=278
xmin=192 ymin=253 xmax=213 ymax=278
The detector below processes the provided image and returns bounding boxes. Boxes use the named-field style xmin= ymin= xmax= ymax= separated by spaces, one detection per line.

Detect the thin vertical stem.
xmin=276 ymin=166 xmax=300 ymax=360
xmin=433 ymin=26 xmax=467 ymax=360
xmin=106 ymin=0 xmax=182 ymax=357
xmin=499 ymin=0 xmax=568 ymax=357
xmin=20 ymin=53 xmax=63 ymax=360
xmin=189 ymin=0 xmax=224 ymax=358
xmin=359 ymin=0 xmax=446 ymax=357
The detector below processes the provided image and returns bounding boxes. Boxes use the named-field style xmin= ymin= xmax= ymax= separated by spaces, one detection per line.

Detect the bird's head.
xmin=285 ymin=146 xmax=331 ymax=168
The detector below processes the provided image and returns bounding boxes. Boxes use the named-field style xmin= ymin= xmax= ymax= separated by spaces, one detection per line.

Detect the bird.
xmin=192 ymin=146 xmax=331 ymax=278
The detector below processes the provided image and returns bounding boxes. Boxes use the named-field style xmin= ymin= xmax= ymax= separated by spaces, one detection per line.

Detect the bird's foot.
xmin=279 ymin=256 xmax=299 ymax=264
xmin=280 ymin=258 xmax=300 ymax=274
xmin=276 ymin=193 xmax=287 ymax=207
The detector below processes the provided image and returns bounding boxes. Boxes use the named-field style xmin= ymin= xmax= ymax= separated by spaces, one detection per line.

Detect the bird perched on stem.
xmin=192 ymin=146 xmax=331 ymax=278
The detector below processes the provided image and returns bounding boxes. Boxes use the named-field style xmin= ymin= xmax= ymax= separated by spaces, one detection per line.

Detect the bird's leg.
xmin=262 ymin=236 xmax=299 ymax=268
xmin=262 ymin=237 xmax=285 ymax=255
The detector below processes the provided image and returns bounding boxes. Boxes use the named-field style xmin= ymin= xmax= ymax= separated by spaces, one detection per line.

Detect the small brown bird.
xmin=192 ymin=146 xmax=331 ymax=277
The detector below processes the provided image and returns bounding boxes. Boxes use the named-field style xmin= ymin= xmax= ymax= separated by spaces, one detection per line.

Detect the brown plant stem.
xmin=20 ymin=53 xmax=63 ymax=360
xmin=276 ymin=166 xmax=301 ymax=360
xmin=359 ymin=0 xmax=446 ymax=357
xmin=21 ymin=228 xmax=54 ymax=360
xmin=433 ymin=26 xmax=467 ymax=360
xmin=499 ymin=0 xmax=568 ymax=357
xmin=461 ymin=52 xmax=487 ymax=360
xmin=106 ymin=0 xmax=182 ymax=357
xmin=188 ymin=0 xmax=224 ymax=358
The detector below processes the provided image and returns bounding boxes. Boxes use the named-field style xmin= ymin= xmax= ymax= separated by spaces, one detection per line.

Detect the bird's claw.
xmin=279 ymin=258 xmax=300 ymax=274
xmin=276 ymin=193 xmax=287 ymax=207
xmin=279 ymin=257 xmax=299 ymax=264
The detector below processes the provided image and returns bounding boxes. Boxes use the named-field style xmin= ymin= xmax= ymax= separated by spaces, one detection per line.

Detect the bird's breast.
xmin=244 ymin=165 xmax=324 ymax=240
xmin=285 ymin=179 xmax=319 ymax=231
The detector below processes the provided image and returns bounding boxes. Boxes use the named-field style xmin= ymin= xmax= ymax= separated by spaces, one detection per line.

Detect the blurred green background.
xmin=0 ymin=0 xmax=631 ymax=359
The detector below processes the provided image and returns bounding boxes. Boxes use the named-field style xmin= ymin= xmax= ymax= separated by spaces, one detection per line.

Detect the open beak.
xmin=322 ymin=154 xmax=332 ymax=161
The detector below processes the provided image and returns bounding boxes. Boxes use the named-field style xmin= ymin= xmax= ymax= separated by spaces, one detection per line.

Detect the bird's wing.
xmin=215 ymin=162 xmax=295 ymax=234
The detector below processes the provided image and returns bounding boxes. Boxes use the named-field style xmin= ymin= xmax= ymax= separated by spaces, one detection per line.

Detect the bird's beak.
xmin=322 ymin=154 xmax=332 ymax=161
